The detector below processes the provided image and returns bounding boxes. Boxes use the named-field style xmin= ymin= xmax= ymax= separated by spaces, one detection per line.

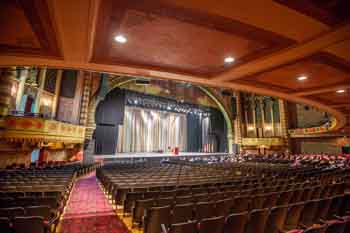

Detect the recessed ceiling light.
xmin=224 ymin=56 xmax=235 ymax=64
xmin=297 ymin=75 xmax=308 ymax=81
xmin=336 ymin=89 xmax=345 ymax=93
xmin=114 ymin=35 xmax=127 ymax=43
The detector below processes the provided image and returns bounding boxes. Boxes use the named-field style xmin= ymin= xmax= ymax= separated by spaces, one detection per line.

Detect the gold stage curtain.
xmin=117 ymin=106 xmax=187 ymax=152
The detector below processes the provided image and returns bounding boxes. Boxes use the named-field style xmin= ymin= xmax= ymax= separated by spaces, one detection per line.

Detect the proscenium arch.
xmin=109 ymin=78 xmax=234 ymax=153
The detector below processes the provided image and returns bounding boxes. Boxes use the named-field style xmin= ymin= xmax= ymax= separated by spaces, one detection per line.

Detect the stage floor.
xmin=94 ymin=152 xmax=229 ymax=159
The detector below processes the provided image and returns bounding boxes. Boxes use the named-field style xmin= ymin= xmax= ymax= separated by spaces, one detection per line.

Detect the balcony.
xmin=242 ymin=137 xmax=285 ymax=147
xmin=0 ymin=115 xmax=85 ymax=144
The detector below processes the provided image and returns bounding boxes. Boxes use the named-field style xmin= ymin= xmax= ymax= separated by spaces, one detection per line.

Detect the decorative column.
xmin=278 ymin=99 xmax=290 ymax=152
xmin=234 ymin=92 xmax=243 ymax=146
xmin=51 ymin=70 xmax=62 ymax=118
xmin=79 ymin=72 xmax=92 ymax=125
xmin=270 ymin=100 xmax=275 ymax=136
xmin=252 ymin=97 xmax=258 ymax=137
xmin=259 ymin=97 xmax=266 ymax=137
xmin=0 ymin=67 xmax=16 ymax=117
xmin=16 ymin=67 xmax=29 ymax=111
xmin=34 ymin=67 xmax=47 ymax=113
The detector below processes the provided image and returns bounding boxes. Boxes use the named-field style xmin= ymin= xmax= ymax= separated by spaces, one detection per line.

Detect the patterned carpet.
xmin=59 ymin=172 xmax=129 ymax=233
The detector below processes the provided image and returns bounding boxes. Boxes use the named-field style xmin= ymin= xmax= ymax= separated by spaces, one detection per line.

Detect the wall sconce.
xmin=247 ymin=125 xmax=255 ymax=131
xmin=265 ymin=125 xmax=272 ymax=131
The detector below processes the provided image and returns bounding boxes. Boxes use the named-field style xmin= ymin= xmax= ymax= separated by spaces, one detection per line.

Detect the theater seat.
xmin=0 ymin=217 xmax=11 ymax=233
xmin=171 ymin=203 xmax=194 ymax=224
xmin=299 ymin=200 xmax=319 ymax=228
xmin=325 ymin=220 xmax=347 ymax=233
xmin=303 ymin=225 xmax=327 ymax=233
xmin=282 ymin=202 xmax=305 ymax=232
xmin=264 ymin=205 xmax=289 ymax=233
xmin=0 ymin=207 xmax=25 ymax=219
xmin=144 ymin=205 xmax=171 ymax=233
xmin=198 ymin=216 xmax=225 ymax=233
xmin=170 ymin=220 xmax=197 ymax=233
xmin=245 ymin=208 xmax=269 ymax=233
xmin=26 ymin=205 xmax=51 ymax=219
xmin=224 ymin=211 xmax=249 ymax=233
xmin=13 ymin=216 xmax=46 ymax=233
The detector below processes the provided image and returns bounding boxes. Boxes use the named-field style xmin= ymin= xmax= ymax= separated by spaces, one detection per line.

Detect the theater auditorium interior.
xmin=0 ymin=1 xmax=350 ymax=233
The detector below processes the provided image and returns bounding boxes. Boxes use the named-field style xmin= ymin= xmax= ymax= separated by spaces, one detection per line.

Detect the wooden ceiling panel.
xmin=92 ymin=0 xmax=293 ymax=77
xmin=239 ymin=53 xmax=350 ymax=92
xmin=311 ymin=88 xmax=350 ymax=105
xmin=274 ymin=0 xmax=350 ymax=26
xmin=0 ymin=1 xmax=41 ymax=49
xmin=0 ymin=0 xmax=61 ymax=57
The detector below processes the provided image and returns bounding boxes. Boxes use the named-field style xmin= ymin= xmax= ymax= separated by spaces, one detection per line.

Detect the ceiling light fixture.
xmin=336 ymin=89 xmax=345 ymax=94
xmin=224 ymin=56 xmax=235 ymax=64
xmin=297 ymin=75 xmax=308 ymax=81
xmin=114 ymin=35 xmax=127 ymax=43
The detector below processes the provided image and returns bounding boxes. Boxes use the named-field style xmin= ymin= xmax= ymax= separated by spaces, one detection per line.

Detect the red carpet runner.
xmin=60 ymin=172 xmax=129 ymax=233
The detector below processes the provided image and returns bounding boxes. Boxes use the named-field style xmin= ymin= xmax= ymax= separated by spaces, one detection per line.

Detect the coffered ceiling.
xmin=0 ymin=0 xmax=349 ymax=132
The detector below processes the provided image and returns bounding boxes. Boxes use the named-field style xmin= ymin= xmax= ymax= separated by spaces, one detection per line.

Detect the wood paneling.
xmin=92 ymin=0 xmax=294 ymax=77
xmin=274 ymin=0 xmax=350 ymax=26
xmin=239 ymin=53 xmax=350 ymax=92
xmin=0 ymin=0 xmax=61 ymax=57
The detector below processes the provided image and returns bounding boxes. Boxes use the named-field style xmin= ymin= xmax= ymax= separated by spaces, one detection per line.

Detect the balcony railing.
xmin=0 ymin=115 xmax=85 ymax=144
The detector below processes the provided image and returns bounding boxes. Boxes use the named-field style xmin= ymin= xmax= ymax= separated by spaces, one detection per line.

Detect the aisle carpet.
xmin=59 ymin=172 xmax=129 ymax=233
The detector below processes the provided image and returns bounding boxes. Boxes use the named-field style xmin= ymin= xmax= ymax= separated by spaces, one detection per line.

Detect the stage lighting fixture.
xmin=114 ymin=35 xmax=127 ymax=43
xmin=135 ymin=79 xmax=150 ymax=85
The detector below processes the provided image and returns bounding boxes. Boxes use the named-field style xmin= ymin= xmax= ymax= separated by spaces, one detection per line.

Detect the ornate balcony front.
xmin=0 ymin=116 xmax=85 ymax=144
xmin=242 ymin=137 xmax=285 ymax=147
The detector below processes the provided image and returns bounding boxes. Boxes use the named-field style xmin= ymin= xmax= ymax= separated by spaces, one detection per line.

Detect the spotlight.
xmin=114 ymin=35 xmax=127 ymax=43
xmin=336 ymin=89 xmax=345 ymax=93
xmin=297 ymin=75 xmax=308 ymax=81
xmin=224 ymin=56 xmax=235 ymax=64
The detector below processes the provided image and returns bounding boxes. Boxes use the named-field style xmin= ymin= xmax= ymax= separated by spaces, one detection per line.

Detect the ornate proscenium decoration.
xmin=0 ymin=116 xmax=85 ymax=144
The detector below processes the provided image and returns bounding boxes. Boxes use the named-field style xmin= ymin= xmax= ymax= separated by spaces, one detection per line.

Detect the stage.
xmin=93 ymin=152 xmax=229 ymax=160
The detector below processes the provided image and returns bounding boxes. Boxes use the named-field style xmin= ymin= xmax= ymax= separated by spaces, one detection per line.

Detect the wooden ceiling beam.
xmin=212 ymin=24 xmax=350 ymax=82
xmin=292 ymin=84 xmax=350 ymax=97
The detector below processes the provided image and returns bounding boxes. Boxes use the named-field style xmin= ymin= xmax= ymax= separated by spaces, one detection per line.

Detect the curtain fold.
xmin=118 ymin=107 xmax=187 ymax=152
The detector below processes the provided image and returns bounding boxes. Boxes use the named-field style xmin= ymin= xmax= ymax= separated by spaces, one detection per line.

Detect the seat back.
xmin=215 ymin=198 xmax=234 ymax=217
xmin=263 ymin=192 xmax=279 ymax=208
xmin=195 ymin=202 xmax=216 ymax=220
xmin=13 ymin=216 xmax=45 ymax=233
xmin=0 ymin=207 xmax=25 ymax=219
xmin=224 ymin=212 xmax=249 ymax=233
xmin=283 ymin=202 xmax=305 ymax=231
xmin=144 ymin=205 xmax=171 ymax=233
xmin=277 ymin=190 xmax=293 ymax=205
xmin=26 ymin=206 xmax=51 ymax=219
xmin=170 ymin=220 xmax=197 ymax=233
xmin=304 ymin=224 xmax=327 ymax=233
xmin=245 ymin=208 xmax=269 ymax=233
xmin=300 ymin=200 xmax=318 ymax=224
xmin=264 ymin=205 xmax=289 ymax=233
xmin=198 ymin=216 xmax=225 ymax=233
xmin=327 ymin=195 xmax=344 ymax=219
xmin=325 ymin=220 xmax=346 ymax=233
xmin=133 ymin=198 xmax=154 ymax=225
xmin=315 ymin=198 xmax=332 ymax=221
xmin=232 ymin=196 xmax=250 ymax=213
xmin=171 ymin=203 xmax=194 ymax=224
xmin=0 ymin=217 xmax=11 ymax=233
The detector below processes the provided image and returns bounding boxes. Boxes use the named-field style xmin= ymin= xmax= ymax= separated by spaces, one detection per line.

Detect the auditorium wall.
xmin=0 ymin=141 xmax=31 ymax=168
xmin=293 ymin=138 xmax=343 ymax=154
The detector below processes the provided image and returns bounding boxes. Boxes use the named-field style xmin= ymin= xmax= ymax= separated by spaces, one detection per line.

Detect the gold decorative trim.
xmin=0 ymin=116 xmax=85 ymax=144
xmin=242 ymin=137 xmax=285 ymax=146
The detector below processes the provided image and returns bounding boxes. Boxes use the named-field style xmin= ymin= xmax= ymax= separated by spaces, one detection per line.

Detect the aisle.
xmin=59 ymin=172 xmax=129 ymax=233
